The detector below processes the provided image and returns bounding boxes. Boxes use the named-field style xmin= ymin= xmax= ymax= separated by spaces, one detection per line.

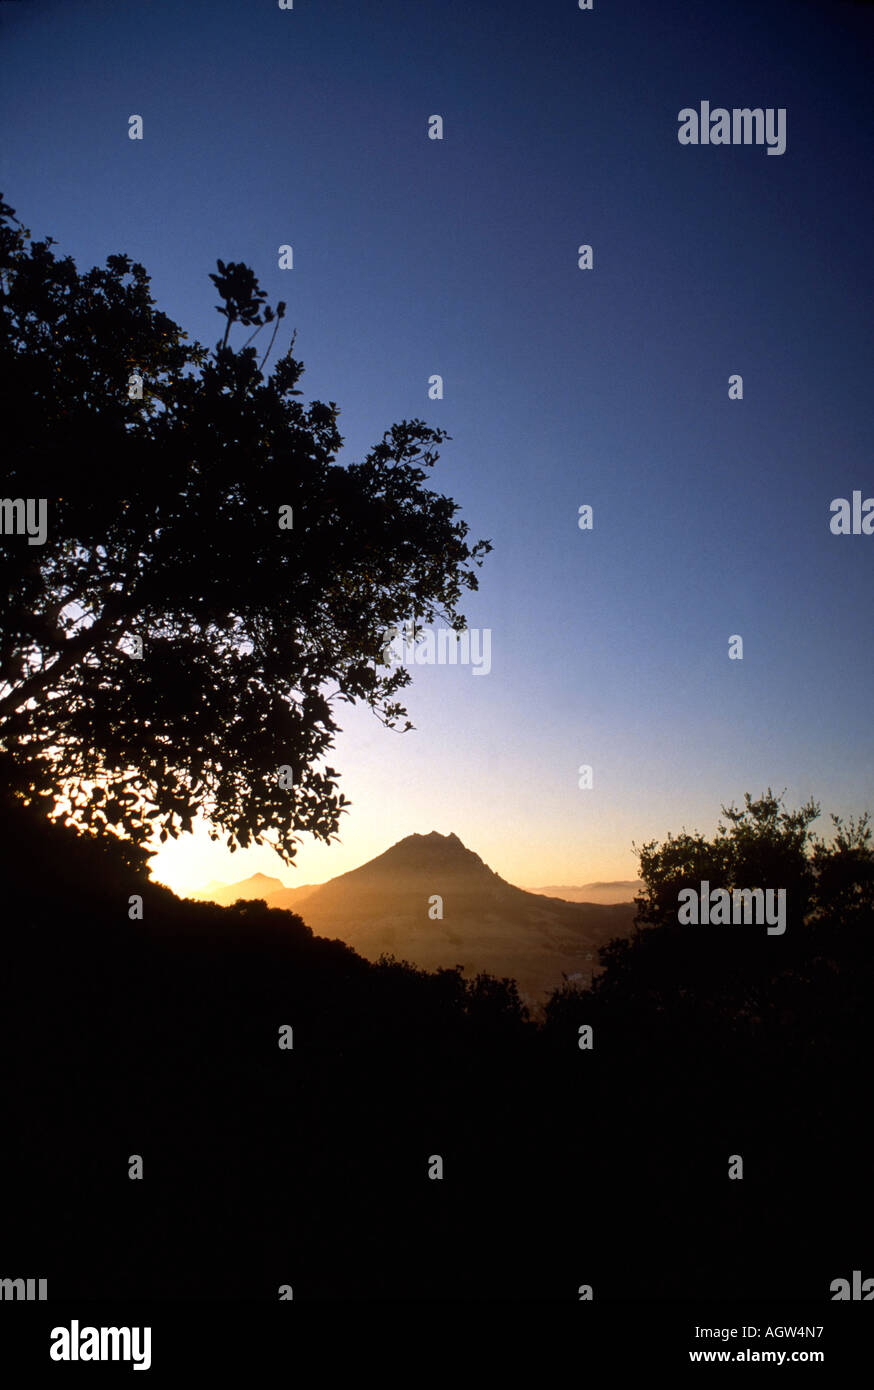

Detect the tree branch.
xmin=0 ymin=595 xmax=129 ymax=718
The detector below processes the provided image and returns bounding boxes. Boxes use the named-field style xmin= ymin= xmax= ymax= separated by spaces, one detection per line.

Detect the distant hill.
xmin=527 ymin=880 xmax=644 ymax=905
xmin=188 ymin=831 xmax=637 ymax=1005
xmin=190 ymin=872 xmax=318 ymax=909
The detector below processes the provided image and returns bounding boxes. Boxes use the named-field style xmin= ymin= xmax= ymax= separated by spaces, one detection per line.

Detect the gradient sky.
xmin=2 ymin=0 xmax=872 ymax=894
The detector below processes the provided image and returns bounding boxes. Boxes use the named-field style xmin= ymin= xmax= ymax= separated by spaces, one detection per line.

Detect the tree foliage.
xmin=0 ymin=195 xmax=491 ymax=860
xmin=545 ymin=789 xmax=874 ymax=1037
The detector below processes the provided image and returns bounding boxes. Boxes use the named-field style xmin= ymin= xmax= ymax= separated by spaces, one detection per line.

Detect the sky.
xmin=2 ymin=0 xmax=872 ymax=894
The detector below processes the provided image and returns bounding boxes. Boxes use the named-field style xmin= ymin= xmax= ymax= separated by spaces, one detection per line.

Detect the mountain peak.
xmin=341 ymin=829 xmax=489 ymax=879
xmin=392 ymin=830 xmax=472 ymax=854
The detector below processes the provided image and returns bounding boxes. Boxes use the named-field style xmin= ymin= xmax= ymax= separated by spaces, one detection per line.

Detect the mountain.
xmin=265 ymin=882 xmax=320 ymax=911
xmin=189 ymin=871 xmax=285 ymax=905
xmin=527 ymin=880 xmax=644 ymax=905
xmin=189 ymin=832 xmax=637 ymax=1005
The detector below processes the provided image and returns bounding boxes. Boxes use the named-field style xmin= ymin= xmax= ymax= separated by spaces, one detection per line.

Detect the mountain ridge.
xmin=527 ymin=880 xmax=644 ymax=905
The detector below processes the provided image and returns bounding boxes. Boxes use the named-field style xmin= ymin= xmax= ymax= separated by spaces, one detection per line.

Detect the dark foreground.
xmin=2 ymin=797 xmax=872 ymax=1304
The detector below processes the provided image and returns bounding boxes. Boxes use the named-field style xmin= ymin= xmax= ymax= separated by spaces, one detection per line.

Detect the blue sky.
xmin=2 ymin=0 xmax=872 ymax=891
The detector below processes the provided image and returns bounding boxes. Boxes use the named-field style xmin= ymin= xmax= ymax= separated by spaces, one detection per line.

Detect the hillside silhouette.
xmin=190 ymin=831 xmax=637 ymax=1005
xmin=3 ymin=789 xmax=873 ymax=1300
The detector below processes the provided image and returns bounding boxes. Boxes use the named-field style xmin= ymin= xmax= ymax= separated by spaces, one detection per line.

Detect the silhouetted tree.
xmin=0 ymin=196 xmax=491 ymax=860
xmin=633 ymin=788 xmax=819 ymax=933
xmin=809 ymin=811 xmax=874 ymax=931
xmin=547 ymin=789 xmax=874 ymax=1038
